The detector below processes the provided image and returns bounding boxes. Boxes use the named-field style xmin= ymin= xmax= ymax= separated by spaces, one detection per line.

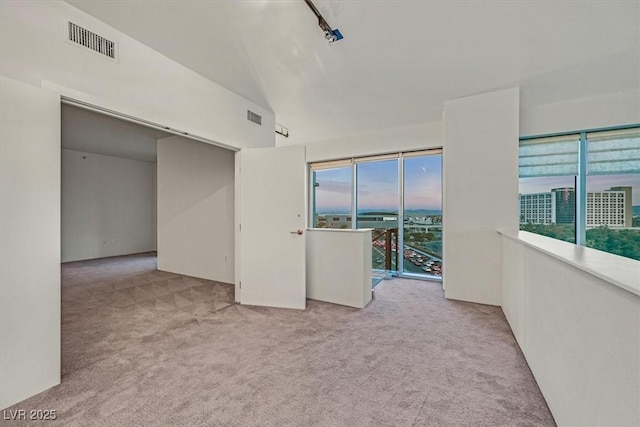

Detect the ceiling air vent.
xmin=68 ymin=22 xmax=115 ymax=59
xmin=247 ymin=110 xmax=262 ymax=126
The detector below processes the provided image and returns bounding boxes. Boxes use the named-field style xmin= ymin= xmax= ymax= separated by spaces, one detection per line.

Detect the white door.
xmin=239 ymin=145 xmax=306 ymax=309
xmin=0 ymin=77 xmax=60 ymax=409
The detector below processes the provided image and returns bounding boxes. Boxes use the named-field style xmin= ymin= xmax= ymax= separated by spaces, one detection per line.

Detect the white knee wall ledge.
xmin=306 ymin=228 xmax=373 ymax=309
xmin=500 ymin=230 xmax=640 ymax=426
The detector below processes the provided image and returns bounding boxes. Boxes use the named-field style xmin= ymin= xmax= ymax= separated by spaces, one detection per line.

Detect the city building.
xmin=519 ymin=191 xmax=554 ymax=224
xmin=603 ymin=186 xmax=633 ymax=227
xmin=316 ymin=212 xmax=398 ymax=229
xmin=316 ymin=212 xmax=443 ymax=234
xmin=520 ymin=186 xmax=633 ymax=228
xmin=552 ymin=187 xmax=577 ymax=224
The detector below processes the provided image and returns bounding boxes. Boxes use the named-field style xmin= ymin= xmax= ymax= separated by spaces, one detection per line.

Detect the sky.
xmin=314 ymin=155 xmax=442 ymax=213
xmin=314 ymin=156 xmax=639 ymax=215
xmin=519 ymin=174 xmax=640 ymax=204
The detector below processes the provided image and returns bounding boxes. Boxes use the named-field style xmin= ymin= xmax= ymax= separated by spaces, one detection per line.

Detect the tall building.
xmin=519 ymin=192 xmax=554 ymax=224
xmin=609 ymin=186 xmax=633 ymax=227
xmin=552 ymin=187 xmax=576 ymax=224
xmin=586 ymin=188 xmax=630 ymax=227
xmin=519 ymin=186 xmax=632 ymax=228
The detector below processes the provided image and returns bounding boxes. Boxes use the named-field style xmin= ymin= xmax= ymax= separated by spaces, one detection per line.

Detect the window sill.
xmin=498 ymin=230 xmax=640 ymax=297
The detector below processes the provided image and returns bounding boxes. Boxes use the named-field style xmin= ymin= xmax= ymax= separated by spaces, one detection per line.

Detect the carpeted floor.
xmin=3 ymin=253 xmax=554 ymax=426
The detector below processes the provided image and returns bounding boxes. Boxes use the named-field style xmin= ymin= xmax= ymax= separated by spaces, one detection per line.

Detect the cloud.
xmin=316 ymin=179 xmax=352 ymax=194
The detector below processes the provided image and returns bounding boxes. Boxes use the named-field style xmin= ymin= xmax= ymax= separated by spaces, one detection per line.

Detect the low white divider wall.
xmin=501 ymin=231 xmax=640 ymax=426
xmin=306 ymin=228 xmax=373 ymax=309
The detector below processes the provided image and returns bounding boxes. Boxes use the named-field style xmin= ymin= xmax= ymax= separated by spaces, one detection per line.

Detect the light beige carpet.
xmin=4 ymin=253 xmax=554 ymax=426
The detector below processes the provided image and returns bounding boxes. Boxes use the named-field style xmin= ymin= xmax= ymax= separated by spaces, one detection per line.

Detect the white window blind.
xmin=309 ymin=159 xmax=353 ymax=170
xmin=586 ymin=129 xmax=640 ymax=175
xmin=519 ymin=134 xmax=579 ymax=178
xmin=402 ymin=148 xmax=443 ymax=158
xmin=355 ymin=153 xmax=399 ymax=163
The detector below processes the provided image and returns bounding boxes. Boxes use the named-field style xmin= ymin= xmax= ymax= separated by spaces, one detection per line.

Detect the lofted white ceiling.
xmin=62 ymin=104 xmax=170 ymax=162
xmin=66 ymin=0 xmax=639 ymax=145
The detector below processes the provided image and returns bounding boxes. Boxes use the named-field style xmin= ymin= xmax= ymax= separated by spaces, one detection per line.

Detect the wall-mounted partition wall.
xmin=157 ymin=136 xmax=235 ymax=284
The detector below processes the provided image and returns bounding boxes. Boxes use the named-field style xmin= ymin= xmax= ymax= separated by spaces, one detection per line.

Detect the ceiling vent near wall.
xmin=68 ymin=22 xmax=116 ymax=59
xmin=247 ymin=110 xmax=262 ymax=126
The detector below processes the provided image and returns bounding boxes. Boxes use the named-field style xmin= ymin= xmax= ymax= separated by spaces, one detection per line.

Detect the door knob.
xmin=290 ymin=229 xmax=303 ymax=235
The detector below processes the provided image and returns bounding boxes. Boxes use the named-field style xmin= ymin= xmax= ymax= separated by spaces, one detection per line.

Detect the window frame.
xmin=519 ymin=123 xmax=640 ymax=256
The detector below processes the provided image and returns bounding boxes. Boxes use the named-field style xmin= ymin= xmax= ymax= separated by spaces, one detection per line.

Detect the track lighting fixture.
xmin=304 ymin=0 xmax=343 ymax=45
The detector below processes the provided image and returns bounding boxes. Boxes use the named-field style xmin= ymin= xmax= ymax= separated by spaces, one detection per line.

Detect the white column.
xmin=443 ymin=88 xmax=520 ymax=305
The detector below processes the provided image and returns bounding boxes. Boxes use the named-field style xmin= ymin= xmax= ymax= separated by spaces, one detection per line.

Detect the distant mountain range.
xmin=633 ymin=206 xmax=640 ymax=216
xmin=404 ymin=209 xmax=442 ymax=216
xmin=317 ymin=209 xmax=442 ymax=215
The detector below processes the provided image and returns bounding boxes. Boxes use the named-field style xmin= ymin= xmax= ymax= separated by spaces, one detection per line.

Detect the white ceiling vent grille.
xmin=68 ymin=22 xmax=115 ymax=59
xmin=247 ymin=110 xmax=262 ymax=126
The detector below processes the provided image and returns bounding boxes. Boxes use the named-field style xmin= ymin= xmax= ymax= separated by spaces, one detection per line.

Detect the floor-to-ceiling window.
xmin=402 ymin=150 xmax=443 ymax=278
xmin=310 ymin=149 xmax=443 ymax=282
xmin=356 ymin=155 xmax=399 ymax=276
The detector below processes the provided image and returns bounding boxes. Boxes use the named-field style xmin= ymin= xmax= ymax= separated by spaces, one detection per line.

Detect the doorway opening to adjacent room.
xmin=59 ymin=98 xmax=238 ymax=378
xmin=61 ymin=103 xmax=166 ymax=265
xmin=310 ymin=149 xmax=443 ymax=286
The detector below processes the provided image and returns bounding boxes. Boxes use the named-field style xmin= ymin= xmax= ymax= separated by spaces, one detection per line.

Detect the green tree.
xmin=520 ymin=222 xmax=575 ymax=243
xmin=586 ymin=227 xmax=640 ymax=260
xmin=521 ymin=223 xmax=640 ymax=260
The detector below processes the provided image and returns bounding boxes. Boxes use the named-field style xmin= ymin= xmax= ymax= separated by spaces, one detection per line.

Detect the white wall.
xmin=521 ymin=90 xmax=640 ymax=137
xmin=306 ymin=229 xmax=372 ymax=309
xmin=303 ymin=89 xmax=639 ymax=161
xmin=443 ymin=88 xmax=520 ymax=305
xmin=234 ymin=151 xmax=242 ymax=302
xmin=502 ymin=236 xmax=640 ymax=426
xmin=303 ymin=121 xmax=443 ymax=162
xmin=61 ymin=149 xmax=156 ymax=262
xmin=0 ymin=77 xmax=61 ymax=409
xmin=0 ymin=0 xmax=274 ymax=150
xmin=157 ymin=136 xmax=235 ymax=284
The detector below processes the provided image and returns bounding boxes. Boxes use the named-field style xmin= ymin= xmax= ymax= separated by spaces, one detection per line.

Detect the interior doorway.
xmin=59 ymin=100 xmax=238 ymax=378
xmin=61 ymin=104 xmax=168 ymax=264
